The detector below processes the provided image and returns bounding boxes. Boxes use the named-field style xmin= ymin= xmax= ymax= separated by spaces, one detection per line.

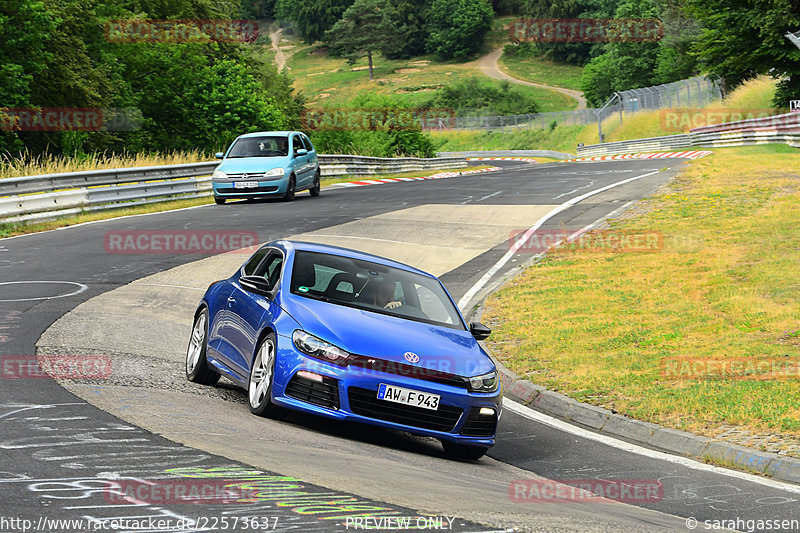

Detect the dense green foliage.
xmin=426 ymin=0 xmax=495 ymax=60
xmin=325 ymin=0 xmax=391 ymax=78
xmin=307 ymin=92 xmax=438 ymax=157
xmin=427 ymin=77 xmax=539 ymax=115
xmin=686 ymin=0 xmax=800 ymax=109
xmin=0 ymin=0 xmax=304 ymax=157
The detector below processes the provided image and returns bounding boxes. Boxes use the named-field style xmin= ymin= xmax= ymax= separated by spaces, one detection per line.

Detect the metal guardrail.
xmin=576 ymin=112 xmax=800 ymax=156
xmin=438 ymin=150 xmax=575 ymax=159
xmin=576 ymin=135 xmax=691 ymax=157
xmin=0 ymin=154 xmax=470 ymax=223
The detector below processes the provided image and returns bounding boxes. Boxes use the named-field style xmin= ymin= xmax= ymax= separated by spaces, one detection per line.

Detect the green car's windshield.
xmin=227 ymin=136 xmax=289 ymax=158
xmin=290 ymin=251 xmax=465 ymax=330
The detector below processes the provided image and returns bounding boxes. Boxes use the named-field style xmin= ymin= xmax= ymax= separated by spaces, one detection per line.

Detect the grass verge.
xmin=482 ymin=145 xmax=800 ymax=455
xmin=498 ymin=53 xmax=584 ymax=91
xmin=0 ymin=167 xmax=495 ymax=239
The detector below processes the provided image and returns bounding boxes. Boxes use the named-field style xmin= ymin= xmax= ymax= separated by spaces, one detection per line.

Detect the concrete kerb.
xmin=465 ymin=229 xmax=800 ymax=486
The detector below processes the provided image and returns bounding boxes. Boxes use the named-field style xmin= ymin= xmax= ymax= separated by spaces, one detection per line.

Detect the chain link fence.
xmin=422 ymin=76 xmax=723 ymax=135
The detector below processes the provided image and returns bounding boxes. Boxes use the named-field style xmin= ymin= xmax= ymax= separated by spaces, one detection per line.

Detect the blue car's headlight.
xmin=264 ymin=168 xmax=284 ymax=178
xmin=292 ymin=330 xmax=349 ymax=366
xmin=468 ymin=370 xmax=498 ymax=393
xmin=212 ymin=170 xmax=227 ymax=180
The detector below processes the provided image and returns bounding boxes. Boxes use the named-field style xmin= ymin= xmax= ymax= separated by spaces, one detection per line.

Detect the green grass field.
xmin=499 ymin=54 xmax=585 ymax=91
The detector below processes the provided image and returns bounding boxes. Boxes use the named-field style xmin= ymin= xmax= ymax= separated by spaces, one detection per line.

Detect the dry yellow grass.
xmin=483 ymin=145 xmax=800 ymax=451
xmin=0 ymin=150 xmax=207 ymax=179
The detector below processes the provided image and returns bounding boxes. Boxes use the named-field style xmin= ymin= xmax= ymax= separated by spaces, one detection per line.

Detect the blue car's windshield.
xmin=290 ymin=251 xmax=465 ymax=330
xmin=227 ymin=136 xmax=289 ymax=158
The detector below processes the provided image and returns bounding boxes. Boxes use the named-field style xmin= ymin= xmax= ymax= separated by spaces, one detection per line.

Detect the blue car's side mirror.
xmin=215 ymin=152 xmax=224 ymax=159
xmin=296 ymin=148 xmax=308 ymax=156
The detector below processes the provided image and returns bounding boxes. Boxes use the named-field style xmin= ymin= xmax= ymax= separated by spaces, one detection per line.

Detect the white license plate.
xmin=234 ymin=181 xmax=259 ymax=189
xmin=377 ymin=384 xmax=440 ymax=411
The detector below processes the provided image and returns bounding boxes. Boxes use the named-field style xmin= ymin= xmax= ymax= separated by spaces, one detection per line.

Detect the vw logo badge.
xmin=404 ymin=352 xmax=420 ymax=363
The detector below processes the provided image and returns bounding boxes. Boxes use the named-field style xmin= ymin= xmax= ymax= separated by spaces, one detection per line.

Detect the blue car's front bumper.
xmin=270 ymin=333 xmax=501 ymax=447
xmin=213 ymin=179 xmax=289 ymax=199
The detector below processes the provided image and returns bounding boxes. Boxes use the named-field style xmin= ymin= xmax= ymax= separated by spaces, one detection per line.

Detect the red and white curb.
xmin=467 ymin=157 xmax=538 ymax=163
xmin=562 ymin=151 xmax=712 ymax=162
xmin=333 ymin=166 xmax=502 ymax=188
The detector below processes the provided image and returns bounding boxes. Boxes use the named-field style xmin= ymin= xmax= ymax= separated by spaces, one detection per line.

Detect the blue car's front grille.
xmin=346 ymin=355 xmax=470 ymax=390
xmin=220 ymin=185 xmax=279 ymax=194
xmin=460 ymin=407 xmax=498 ymax=437
xmin=286 ymin=374 xmax=340 ymax=409
xmin=347 ymin=387 xmax=463 ymax=432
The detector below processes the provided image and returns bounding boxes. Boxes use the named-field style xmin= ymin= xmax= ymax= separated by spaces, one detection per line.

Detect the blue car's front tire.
xmin=282 ymin=175 xmax=296 ymax=202
xmin=248 ymin=333 xmax=288 ymax=419
xmin=185 ymin=308 xmax=220 ymax=386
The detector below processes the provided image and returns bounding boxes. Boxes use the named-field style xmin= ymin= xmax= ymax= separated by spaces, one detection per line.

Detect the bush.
xmin=425 ymin=0 xmax=494 ymax=60
xmin=428 ymin=77 xmax=539 ymax=115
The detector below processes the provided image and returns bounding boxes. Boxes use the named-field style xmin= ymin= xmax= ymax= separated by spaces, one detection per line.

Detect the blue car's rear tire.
xmin=441 ymin=440 xmax=488 ymax=461
xmin=248 ymin=333 xmax=288 ymax=419
xmin=185 ymin=308 xmax=220 ymax=386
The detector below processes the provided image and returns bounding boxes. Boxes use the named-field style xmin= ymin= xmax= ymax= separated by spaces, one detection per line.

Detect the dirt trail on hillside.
xmin=473 ymin=48 xmax=587 ymax=110
xmin=271 ymin=27 xmax=287 ymax=71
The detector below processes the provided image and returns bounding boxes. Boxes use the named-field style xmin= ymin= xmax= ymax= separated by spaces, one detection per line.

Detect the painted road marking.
xmin=504 ymin=399 xmax=800 ymax=496
xmin=457 ymin=169 xmax=662 ymax=309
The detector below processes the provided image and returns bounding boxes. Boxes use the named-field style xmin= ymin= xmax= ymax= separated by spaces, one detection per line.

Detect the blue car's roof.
xmin=270 ymin=240 xmax=436 ymax=279
xmin=236 ymin=131 xmax=300 ymax=138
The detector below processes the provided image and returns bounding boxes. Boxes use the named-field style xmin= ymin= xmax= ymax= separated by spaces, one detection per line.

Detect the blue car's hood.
xmin=218 ymin=156 xmax=290 ymax=173
xmin=282 ymin=294 xmax=494 ymax=377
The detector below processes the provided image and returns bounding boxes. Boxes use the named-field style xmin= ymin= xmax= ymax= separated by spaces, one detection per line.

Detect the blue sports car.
xmin=186 ymin=240 xmax=502 ymax=460
xmin=211 ymin=131 xmax=320 ymax=204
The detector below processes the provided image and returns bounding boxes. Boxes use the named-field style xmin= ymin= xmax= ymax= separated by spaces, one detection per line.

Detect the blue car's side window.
xmin=253 ymin=251 xmax=284 ymax=291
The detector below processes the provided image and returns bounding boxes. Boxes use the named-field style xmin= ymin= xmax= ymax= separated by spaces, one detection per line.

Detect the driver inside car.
xmin=374 ymin=280 xmax=402 ymax=310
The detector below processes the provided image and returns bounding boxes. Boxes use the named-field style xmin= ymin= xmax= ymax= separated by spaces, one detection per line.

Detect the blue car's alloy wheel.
xmin=185 ymin=308 xmax=220 ymax=386
xmin=248 ymin=333 xmax=287 ymax=419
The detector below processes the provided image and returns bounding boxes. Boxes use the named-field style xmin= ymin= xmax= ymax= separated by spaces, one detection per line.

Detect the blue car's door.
xmin=291 ymin=134 xmax=312 ymax=188
xmin=225 ymin=251 xmax=285 ymax=377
